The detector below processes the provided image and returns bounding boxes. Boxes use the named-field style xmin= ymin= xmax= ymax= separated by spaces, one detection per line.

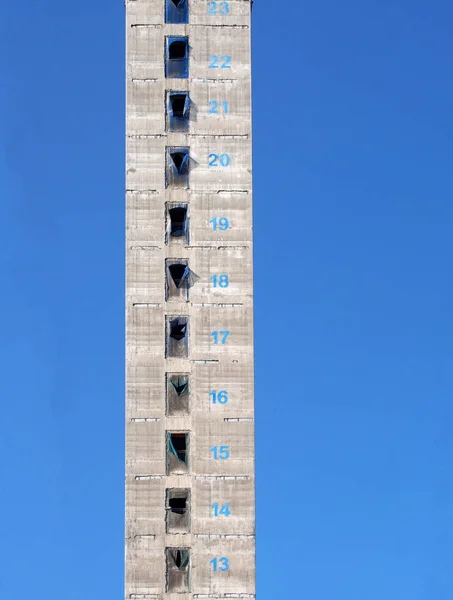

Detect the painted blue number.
xmin=208 ymin=100 xmax=229 ymax=114
xmin=209 ymin=217 xmax=230 ymax=231
xmin=208 ymin=100 xmax=219 ymax=114
xmin=208 ymin=153 xmax=231 ymax=167
xmin=208 ymin=55 xmax=219 ymax=68
xmin=210 ymin=330 xmax=230 ymax=344
xmin=210 ymin=557 xmax=230 ymax=572
xmin=210 ymin=390 xmax=229 ymax=404
xmin=207 ymin=1 xmax=230 ymax=14
xmin=210 ymin=274 xmax=229 ymax=288
xmin=208 ymin=55 xmax=231 ymax=68
xmin=210 ymin=445 xmax=230 ymax=459
xmin=211 ymin=503 xmax=231 ymax=517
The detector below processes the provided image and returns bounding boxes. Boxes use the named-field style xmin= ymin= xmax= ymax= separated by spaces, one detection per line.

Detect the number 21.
xmin=208 ymin=100 xmax=229 ymax=114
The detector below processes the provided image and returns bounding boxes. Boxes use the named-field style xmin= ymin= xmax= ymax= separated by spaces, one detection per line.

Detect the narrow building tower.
xmin=125 ymin=0 xmax=254 ymax=598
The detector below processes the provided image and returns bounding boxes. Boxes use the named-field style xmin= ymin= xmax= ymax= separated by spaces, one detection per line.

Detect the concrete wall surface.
xmin=125 ymin=0 xmax=254 ymax=597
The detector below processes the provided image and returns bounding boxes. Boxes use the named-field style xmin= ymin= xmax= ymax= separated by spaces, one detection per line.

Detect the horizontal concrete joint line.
xmin=128 ymin=134 xmax=164 ymax=139
xmin=191 ymin=359 xmax=219 ymax=364
xmin=186 ymin=246 xmax=250 ymax=250
xmin=190 ymin=24 xmax=249 ymax=28
xmin=132 ymin=303 xmax=162 ymax=308
xmin=126 ymin=189 xmax=158 ymax=193
xmin=134 ymin=534 xmax=156 ymax=539
xmin=189 ymin=134 xmax=249 ymax=139
xmin=129 ymin=595 xmax=161 ymax=599
xmin=194 ymin=534 xmax=255 ymax=539
xmin=130 ymin=246 xmax=161 ymax=250
xmin=130 ymin=79 xmax=158 ymax=83
xmin=191 ymin=303 xmax=243 ymax=308
xmin=130 ymin=24 xmax=161 ymax=28
xmin=135 ymin=475 xmax=163 ymax=480
xmin=193 ymin=595 xmax=255 ymax=599
xmin=130 ymin=418 xmax=160 ymax=422
xmin=188 ymin=189 xmax=249 ymax=195
xmin=194 ymin=475 xmax=249 ymax=480
xmin=224 ymin=418 xmax=253 ymax=422
xmin=191 ymin=78 xmax=237 ymax=83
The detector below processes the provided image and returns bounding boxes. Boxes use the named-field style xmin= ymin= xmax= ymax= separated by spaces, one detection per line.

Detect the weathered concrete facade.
xmin=125 ymin=0 xmax=254 ymax=598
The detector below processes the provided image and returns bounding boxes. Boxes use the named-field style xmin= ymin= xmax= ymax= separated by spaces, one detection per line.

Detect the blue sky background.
xmin=1 ymin=1 xmax=452 ymax=599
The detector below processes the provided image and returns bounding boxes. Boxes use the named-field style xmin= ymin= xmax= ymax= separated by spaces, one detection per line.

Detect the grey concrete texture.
xmin=126 ymin=0 xmax=254 ymax=597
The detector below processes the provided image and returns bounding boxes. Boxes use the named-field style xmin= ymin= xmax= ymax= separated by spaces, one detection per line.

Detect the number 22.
xmin=209 ymin=55 xmax=231 ymax=69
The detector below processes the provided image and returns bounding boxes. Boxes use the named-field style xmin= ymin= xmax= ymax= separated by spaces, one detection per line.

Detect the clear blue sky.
xmin=1 ymin=1 xmax=452 ymax=598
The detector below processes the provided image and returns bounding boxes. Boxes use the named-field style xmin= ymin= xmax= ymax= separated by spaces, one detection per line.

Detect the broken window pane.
xmin=166 ymin=204 xmax=188 ymax=244
xmin=166 ymin=147 xmax=190 ymax=188
xmin=166 ymin=432 xmax=189 ymax=474
xmin=166 ymin=373 xmax=190 ymax=416
xmin=165 ymin=0 xmax=188 ymax=24
xmin=167 ymin=92 xmax=190 ymax=132
xmin=166 ymin=37 xmax=188 ymax=78
xmin=166 ymin=489 xmax=190 ymax=533
xmin=166 ymin=547 xmax=190 ymax=592
xmin=166 ymin=259 xmax=199 ymax=301
xmin=166 ymin=316 xmax=189 ymax=357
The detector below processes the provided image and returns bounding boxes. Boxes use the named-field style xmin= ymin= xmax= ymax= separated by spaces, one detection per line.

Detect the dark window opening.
xmin=171 ymin=151 xmax=188 ymax=173
xmin=166 ymin=547 xmax=190 ymax=592
xmin=171 ymin=375 xmax=189 ymax=396
xmin=169 ymin=41 xmax=186 ymax=60
xmin=166 ymin=373 xmax=190 ymax=416
xmin=169 ymin=497 xmax=187 ymax=514
xmin=165 ymin=0 xmax=188 ymax=24
xmin=169 ymin=433 xmax=187 ymax=461
xmin=169 ymin=206 xmax=188 ymax=238
xmin=167 ymin=432 xmax=189 ymax=474
xmin=166 ymin=489 xmax=190 ymax=533
xmin=166 ymin=316 xmax=189 ymax=357
xmin=169 ymin=263 xmax=186 ymax=287
xmin=167 ymin=92 xmax=191 ymax=132
xmin=170 ymin=319 xmax=187 ymax=341
xmin=166 ymin=37 xmax=189 ymax=78
xmin=171 ymin=94 xmax=187 ymax=118
xmin=166 ymin=260 xmax=199 ymax=301
xmin=166 ymin=147 xmax=190 ymax=188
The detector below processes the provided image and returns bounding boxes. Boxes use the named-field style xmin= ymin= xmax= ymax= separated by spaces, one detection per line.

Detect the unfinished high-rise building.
xmin=125 ymin=0 xmax=254 ymax=598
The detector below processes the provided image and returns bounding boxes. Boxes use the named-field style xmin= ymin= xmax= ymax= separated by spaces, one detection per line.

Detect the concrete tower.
xmin=125 ymin=0 xmax=254 ymax=598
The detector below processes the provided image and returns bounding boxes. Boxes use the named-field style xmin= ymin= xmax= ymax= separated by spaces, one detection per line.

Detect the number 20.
xmin=209 ymin=153 xmax=230 ymax=167
xmin=207 ymin=1 xmax=229 ymax=14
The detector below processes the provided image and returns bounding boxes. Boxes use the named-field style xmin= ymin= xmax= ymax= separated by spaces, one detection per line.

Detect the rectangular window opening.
xmin=166 ymin=373 xmax=190 ymax=416
xmin=166 ymin=488 xmax=191 ymax=533
xmin=166 ymin=147 xmax=190 ymax=188
xmin=167 ymin=92 xmax=191 ymax=132
xmin=166 ymin=316 xmax=189 ymax=358
xmin=166 ymin=259 xmax=199 ymax=301
xmin=166 ymin=203 xmax=189 ymax=244
xmin=166 ymin=432 xmax=190 ymax=474
xmin=166 ymin=37 xmax=189 ymax=78
xmin=166 ymin=547 xmax=190 ymax=593
xmin=165 ymin=0 xmax=188 ymax=24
